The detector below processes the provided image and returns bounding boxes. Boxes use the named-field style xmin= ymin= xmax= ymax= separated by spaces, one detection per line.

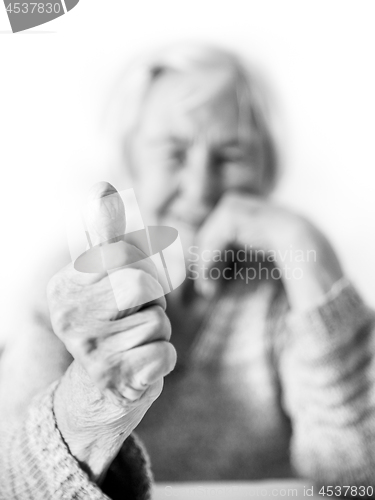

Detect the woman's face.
xmin=130 ymin=70 xmax=266 ymax=243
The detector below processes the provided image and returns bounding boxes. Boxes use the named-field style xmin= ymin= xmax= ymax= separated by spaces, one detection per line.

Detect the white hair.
xmin=104 ymin=43 xmax=279 ymax=194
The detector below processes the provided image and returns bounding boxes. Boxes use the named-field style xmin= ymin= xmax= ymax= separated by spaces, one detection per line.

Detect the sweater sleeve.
xmin=0 ymin=381 xmax=153 ymax=500
xmin=278 ymin=277 xmax=375 ymax=490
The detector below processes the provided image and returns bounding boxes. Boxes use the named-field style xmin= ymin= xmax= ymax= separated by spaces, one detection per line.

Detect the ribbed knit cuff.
xmin=0 ymin=381 xmax=153 ymax=500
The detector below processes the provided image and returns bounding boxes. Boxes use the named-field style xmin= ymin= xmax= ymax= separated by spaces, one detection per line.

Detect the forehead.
xmin=137 ymin=70 xmax=253 ymax=145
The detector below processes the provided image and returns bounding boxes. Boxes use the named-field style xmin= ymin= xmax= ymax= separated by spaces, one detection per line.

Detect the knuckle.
xmin=166 ymin=343 xmax=177 ymax=371
xmin=159 ymin=342 xmax=177 ymax=373
xmin=147 ymin=379 xmax=164 ymax=400
xmin=126 ymin=370 xmax=143 ymax=392
xmin=119 ymin=364 xmax=134 ymax=388
xmin=122 ymin=391 xmax=142 ymax=403
xmin=146 ymin=307 xmax=171 ymax=339
xmin=149 ymin=304 xmax=164 ymax=324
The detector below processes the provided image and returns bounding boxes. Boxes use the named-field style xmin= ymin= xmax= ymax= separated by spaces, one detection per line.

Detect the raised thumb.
xmin=83 ymin=181 xmax=126 ymax=247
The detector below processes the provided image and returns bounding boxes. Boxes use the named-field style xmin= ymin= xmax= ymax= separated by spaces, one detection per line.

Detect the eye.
xmin=212 ymin=150 xmax=245 ymax=168
xmin=213 ymin=142 xmax=261 ymax=170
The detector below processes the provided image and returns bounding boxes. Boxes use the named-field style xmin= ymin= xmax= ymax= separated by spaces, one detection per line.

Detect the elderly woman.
xmin=1 ymin=44 xmax=375 ymax=499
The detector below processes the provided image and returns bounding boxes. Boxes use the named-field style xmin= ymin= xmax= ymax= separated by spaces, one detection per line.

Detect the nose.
xmin=179 ymin=140 xmax=222 ymax=210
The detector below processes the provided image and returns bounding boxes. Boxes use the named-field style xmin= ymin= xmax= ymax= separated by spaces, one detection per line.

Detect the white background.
xmin=1 ymin=0 xmax=375 ymax=340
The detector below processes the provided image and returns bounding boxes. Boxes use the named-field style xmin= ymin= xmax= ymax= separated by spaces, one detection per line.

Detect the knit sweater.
xmin=1 ymin=274 xmax=375 ymax=498
xmin=0 ymin=380 xmax=153 ymax=499
xmin=135 ymin=273 xmax=375 ymax=486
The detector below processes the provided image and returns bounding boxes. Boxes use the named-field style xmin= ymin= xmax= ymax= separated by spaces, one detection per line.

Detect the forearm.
xmin=280 ymin=279 xmax=375 ymax=487
xmin=0 ymin=373 xmax=153 ymax=499
xmin=53 ymin=361 xmax=159 ymax=484
xmin=0 ymin=381 xmax=108 ymax=500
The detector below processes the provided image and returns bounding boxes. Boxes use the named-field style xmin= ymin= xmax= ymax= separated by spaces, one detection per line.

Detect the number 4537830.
xmin=6 ymin=3 xmax=61 ymax=14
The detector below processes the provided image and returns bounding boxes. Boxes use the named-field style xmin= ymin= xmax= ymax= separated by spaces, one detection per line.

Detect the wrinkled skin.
xmin=48 ymin=185 xmax=176 ymax=482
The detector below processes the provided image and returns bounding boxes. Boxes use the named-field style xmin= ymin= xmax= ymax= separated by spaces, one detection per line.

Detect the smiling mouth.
xmin=165 ymin=201 xmax=214 ymax=228
xmin=166 ymin=211 xmax=207 ymax=230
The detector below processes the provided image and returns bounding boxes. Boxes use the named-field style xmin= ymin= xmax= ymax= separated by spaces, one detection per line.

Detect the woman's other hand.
xmin=194 ymin=191 xmax=343 ymax=311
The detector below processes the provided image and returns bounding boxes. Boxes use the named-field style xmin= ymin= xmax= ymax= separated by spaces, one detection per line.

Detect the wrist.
xmin=273 ymin=221 xmax=343 ymax=312
xmin=53 ymin=361 xmax=150 ymax=482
